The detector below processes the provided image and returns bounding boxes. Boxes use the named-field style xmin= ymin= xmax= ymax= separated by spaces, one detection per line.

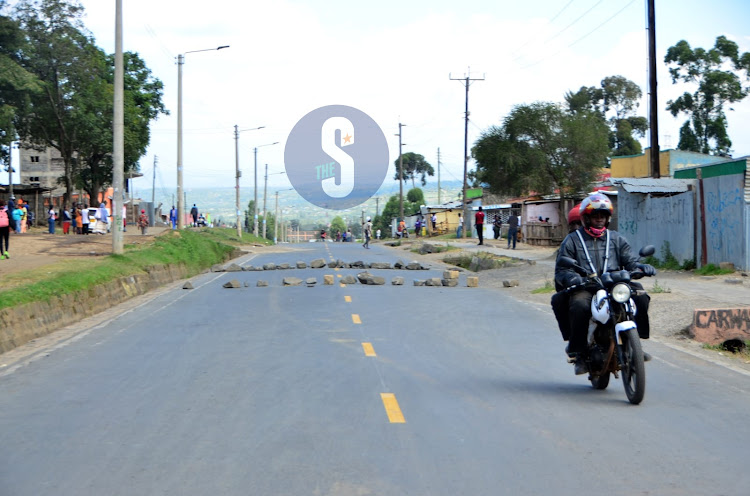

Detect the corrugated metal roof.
xmin=608 ymin=177 xmax=694 ymax=193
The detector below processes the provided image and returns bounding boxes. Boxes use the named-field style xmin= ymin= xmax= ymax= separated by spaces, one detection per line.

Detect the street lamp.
xmin=177 ymin=44 xmax=229 ymax=229
xmin=253 ymin=142 xmax=279 ymax=236
xmin=263 ymin=165 xmax=286 ymax=239
xmin=234 ymin=125 xmax=264 ymax=238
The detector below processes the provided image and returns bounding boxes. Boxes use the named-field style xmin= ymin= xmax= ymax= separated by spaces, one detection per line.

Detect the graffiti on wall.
xmin=705 ymin=188 xmax=742 ymax=254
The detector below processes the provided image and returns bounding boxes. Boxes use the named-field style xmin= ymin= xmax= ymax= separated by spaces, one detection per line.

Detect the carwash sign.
xmin=284 ymin=105 xmax=389 ymax=210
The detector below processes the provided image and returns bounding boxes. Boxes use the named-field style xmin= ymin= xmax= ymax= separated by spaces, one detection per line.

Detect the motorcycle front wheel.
xmin=621 ymin=328 xmax=646 ymax=404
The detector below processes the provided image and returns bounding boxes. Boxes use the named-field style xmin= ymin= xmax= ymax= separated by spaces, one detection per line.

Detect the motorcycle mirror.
xmin=639 ymin=245 xmax=656 ymax=258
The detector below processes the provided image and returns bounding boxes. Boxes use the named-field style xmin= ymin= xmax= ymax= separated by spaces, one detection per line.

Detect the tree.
xmin=0 ymin=6 xmax=42 ymax=170
xmin=13 ymin=0 xmax=97 ymax=205
xmin=473 ymin=101 xmax=609 ymax=223
xmin=75 ymin=50 xmax=166 ymax=203
xmin=565 ymin=75 xmax=648 ymax=156
xmin=393 ymin=152 xmax=434 ymax=188
xmin=406 ymin=187 xmax=425 ymax=205
xmin=665 ymin=35 xmax=750 ymax=155
xmin=329 ymin=215 xmax=346 ymax=236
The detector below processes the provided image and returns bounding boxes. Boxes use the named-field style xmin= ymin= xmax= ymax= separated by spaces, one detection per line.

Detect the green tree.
xmin=74 ymin=49 xmax=167 ymax=203
xmin=393 ymin=152 xmax=434 ymax=188
xmin=665 ymin=35 xmax=750 ymax=155
xmin=0 ymin=6 xmax=42 ymax=169
xmin=473 ymin=101 xmax=609 ymax=222
xmin=565 ymin=75 xmax=648 ymax=156
xmin=330 ymin=215 xmax=346 ymax=237
xmin=406 ymin=187 xmax=425 ymax=205
xmin=13 ymin=0 xmax=97 ymax=205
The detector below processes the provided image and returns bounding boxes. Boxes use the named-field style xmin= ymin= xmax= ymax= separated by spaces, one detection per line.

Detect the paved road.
xmin=1 ymin=242 xmax=749 ymax=495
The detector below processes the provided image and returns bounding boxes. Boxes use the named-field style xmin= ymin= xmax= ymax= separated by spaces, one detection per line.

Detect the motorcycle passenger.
xmin=552 ymin=193 xmax=655 ymax=374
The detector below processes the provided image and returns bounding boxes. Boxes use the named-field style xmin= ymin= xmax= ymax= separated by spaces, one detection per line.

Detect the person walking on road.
xmin=362 ymin=217 xmax=373 ymax=249
xmin=475 ymin=206 xmax=485 ymax=245
xmin=507 ymin=213 xmax=519 ymax=249
xmin=11 ymin=202 xmax=23 ymax=234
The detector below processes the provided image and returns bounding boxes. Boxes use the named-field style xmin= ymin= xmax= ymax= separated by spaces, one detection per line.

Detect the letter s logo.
xmin=321 ymin=117 xmax=354 ymax=198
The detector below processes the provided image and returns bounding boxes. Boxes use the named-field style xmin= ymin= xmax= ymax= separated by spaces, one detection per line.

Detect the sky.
xmin=41 ymin=0 xmax=750 ymax=199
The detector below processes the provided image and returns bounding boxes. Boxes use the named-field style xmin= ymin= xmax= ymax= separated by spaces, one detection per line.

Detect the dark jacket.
xmin=554 ymin=227 xmax=639 ymax=290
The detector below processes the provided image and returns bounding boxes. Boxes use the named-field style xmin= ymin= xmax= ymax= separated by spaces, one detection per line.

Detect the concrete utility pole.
xmin=151 ymin=156 xmax=157 ymax=205
xmin=647 ymin=0 xmax=661 ymax=178
xmin=396 ymin=122 xmax=405 ymax=221
xmin=450 ymin=69 xmax=484 ymax=237
xmin=262 ymin=164 xmax=267 ymax=239
xmin=112 ymin=0 xmax=124 ymax=254
xmin=252 ymin=142 xmax=279 ymax=237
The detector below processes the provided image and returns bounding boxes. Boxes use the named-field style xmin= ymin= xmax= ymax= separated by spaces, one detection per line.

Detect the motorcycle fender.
xmin=616 ymin=321 xmax=637 ymax=344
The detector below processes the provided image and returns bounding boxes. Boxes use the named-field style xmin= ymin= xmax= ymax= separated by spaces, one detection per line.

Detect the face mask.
xmin=585 ymin=225 xmax=607 ymax=238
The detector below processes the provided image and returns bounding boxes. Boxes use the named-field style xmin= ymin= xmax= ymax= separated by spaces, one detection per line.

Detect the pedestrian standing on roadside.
xmin=6 ymin=196 xmax=16 ymax=233
xmin=93 ymin=202 xmax=108 ymax=234
xmin=475 ymin=206 xmax=485 ymax=245
xmin=20 ymin=202 xmax=28 ymax=233
xmin=75 ymin=207 xmax=83 ymax=234
xmin=47 ymin=205 xmax=56 ymax=234
xmin=493 ymin=215 xmax=502 ymax=240
xmin=138 ymin=209 xmax=149 ymax=235
xmin=12 ymin=202 xmax=23 ymax=234
xmin=62 ymin=205 xmax=72 ymax=234
xmin=0 ymin=200 xmax=10 ymax=259
xmin=190 ymin=204 xmax=198 ymax=227
xmin=169 ymin=206 xmax=177 ymax=230
xmin=81 ymin=204 xmax=90 ymax=235
xmin=507 ymin=212 xmax=519 ymax=249
xmin=456 ymin=213 xmax=463 ymax=239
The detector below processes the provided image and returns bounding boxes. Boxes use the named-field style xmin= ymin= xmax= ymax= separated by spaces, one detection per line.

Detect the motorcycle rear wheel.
xmin=590 ymin=372 xmax=610 ymax=390
xmin=621 ymin=328 xmax=646 ymax=404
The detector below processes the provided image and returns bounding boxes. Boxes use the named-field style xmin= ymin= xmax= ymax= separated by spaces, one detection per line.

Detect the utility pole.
xmin=396 ymin=122 xmax=405 ymax=221
xmin=8 ymin=141 xmax=14 ymax=198
xmin=234 ymin=125 xmax=242 ymax=238
xmin=262 ymin=164 xmax=268 ymax=239
xmin=437 ymin=147 xmax=441 ymax=204
xmin=450 ymin=69 xmax=484 ymax=237
xmin=274 ymin=191 xmax=279 ymax=243
xmin=112 ymin=0 xmax=124 ymax=254
xmin=647 ymin=0 xmax=660 ymax=178
xmin=151 ymin=156 xmax=157 ymax=205
xmin=375 ymin=197 xmax=380 ymax=218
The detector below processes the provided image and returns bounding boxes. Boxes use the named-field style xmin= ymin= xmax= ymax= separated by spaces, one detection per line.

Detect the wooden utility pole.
xmin=648 ymin=0 xmax=660 ymax=178
xmin=450 ymin=69 xmax=485 ymax=237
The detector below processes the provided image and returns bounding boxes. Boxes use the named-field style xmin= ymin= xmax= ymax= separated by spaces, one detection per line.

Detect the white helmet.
xmin=366 ymin=217 xmax=371 ymax=221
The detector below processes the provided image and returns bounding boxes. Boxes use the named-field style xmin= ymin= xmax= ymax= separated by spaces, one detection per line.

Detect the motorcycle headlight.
xmin=612 ymin=283 xmax=631 ymax=303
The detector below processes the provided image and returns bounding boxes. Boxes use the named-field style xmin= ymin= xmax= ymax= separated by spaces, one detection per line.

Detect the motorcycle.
xmin=558 ymin=245 xmax=655 ymax=405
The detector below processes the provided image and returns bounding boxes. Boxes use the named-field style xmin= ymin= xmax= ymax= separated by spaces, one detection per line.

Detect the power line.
xmin=511 ymin=0 xmax=576 ymax=56
xmin=520 ymin=0 xmax=635 ymax=69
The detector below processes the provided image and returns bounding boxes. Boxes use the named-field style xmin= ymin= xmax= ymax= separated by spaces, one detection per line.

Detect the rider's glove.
xmin=563 ymin=274 xmax=583 ymax=288
xmin=636 ymin=263 xmax=656 ymax=276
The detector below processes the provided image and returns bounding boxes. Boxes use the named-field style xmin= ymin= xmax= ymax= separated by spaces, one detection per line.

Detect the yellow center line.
xmin=335 ymin=267 xmax=340 ymax=271
xmin=337 ymin=274 xmax=342 ymax=278
xmin=344 ymin=296 xmax=351 ymax=302
xmin=351 ymin=314 xmax=361 ymax=324
xmin=340 ymin=283 xmax=346 ymax=287
xmin=380 ymin=393 xmax=406 ymax=423
xmin=362 ymin=342 xmax=376 ymax=356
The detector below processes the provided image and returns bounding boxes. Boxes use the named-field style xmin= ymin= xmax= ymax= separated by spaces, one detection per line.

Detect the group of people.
xmin=472 ymin=207 xmax=520 ymax=249
xmin=1 ymin=197 xmax=33 ymax=236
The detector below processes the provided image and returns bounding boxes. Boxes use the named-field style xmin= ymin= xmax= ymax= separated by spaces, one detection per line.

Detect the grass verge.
xmin=0 ymin=229 xmax=239 ymax=311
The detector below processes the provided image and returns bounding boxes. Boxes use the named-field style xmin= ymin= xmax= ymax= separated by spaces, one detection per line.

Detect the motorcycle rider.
xmin=553 ymin=193 xmax=655 ymax=374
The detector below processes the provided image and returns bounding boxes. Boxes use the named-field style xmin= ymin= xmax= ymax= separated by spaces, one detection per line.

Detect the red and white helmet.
xmin=580 ymin=193 xmax=613 ymax=218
